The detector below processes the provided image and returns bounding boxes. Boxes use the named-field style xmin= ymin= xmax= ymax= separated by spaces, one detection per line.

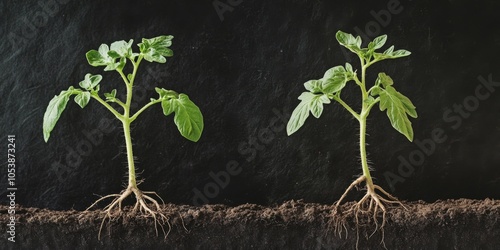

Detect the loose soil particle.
xmin=1 ymin=199 xmax=499 ymax=249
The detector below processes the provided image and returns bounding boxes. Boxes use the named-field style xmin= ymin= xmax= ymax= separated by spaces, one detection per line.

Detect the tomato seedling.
xmin=43 ymin=36 xmax=203 ymax=238
xmin=287 ymin=30 xmax=416 ymax=239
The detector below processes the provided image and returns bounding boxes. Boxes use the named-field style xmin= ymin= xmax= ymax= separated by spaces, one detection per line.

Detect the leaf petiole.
xmin=130 ymin=99 xmax=162 ymax=122
xmin=90 ymin=92 xmax=124 ymax=120
xmin=332 ymin=95 xmax=360 ymax=121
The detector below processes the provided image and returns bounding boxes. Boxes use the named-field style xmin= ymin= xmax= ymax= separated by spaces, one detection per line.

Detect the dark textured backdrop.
xmin=1 ymin=0 xmax=499 ymax=210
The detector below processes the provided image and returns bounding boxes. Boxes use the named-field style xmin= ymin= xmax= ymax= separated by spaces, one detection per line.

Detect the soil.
xmin=1 ymin=199 xmax=499 ymax=250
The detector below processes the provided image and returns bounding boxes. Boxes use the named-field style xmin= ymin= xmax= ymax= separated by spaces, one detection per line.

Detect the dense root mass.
xmin=330 ymin=176 xmax=406 ymax=249
xmin=84 ymin=186 xmax=171 ymax=240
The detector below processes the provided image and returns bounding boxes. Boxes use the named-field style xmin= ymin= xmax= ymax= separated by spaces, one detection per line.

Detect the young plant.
xmin=43 ymin=35 xmax=203 ymax=237
xmin=287 ymin=31 xmax=416 ymax=232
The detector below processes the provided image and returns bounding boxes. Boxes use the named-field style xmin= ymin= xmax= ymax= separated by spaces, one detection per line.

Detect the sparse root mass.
xmin=330 ymin=176 xmax=407 ymax=249
xmin=84 ymin=186 xmax=171 ymax=240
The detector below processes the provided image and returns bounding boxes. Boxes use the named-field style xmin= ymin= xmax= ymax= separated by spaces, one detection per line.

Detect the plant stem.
xmin=89 ymin=77 xmax=138 ymax=189
xmin=358 ymin=57 xmax=374 ymax=190
xmin=333 ymin=95 xmax=360 ymax=120
xmin=122 ymin=119 xmax=137 ymax=188
xmin=122 ymin=77 xmax=138 ymax=188
xmin=130 ymin=99 xmax=162 ymax=122
xmin=91 ymin=93 xmax=124 ymax=120
xmin=358 ymin=114 xmax=373 ymax=188
xmin=119 ymin=56 xmax=144 ymax=189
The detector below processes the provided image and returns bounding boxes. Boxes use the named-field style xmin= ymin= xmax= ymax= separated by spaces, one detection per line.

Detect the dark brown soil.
xmin=1 ymin=199 xmax=499 ymax=250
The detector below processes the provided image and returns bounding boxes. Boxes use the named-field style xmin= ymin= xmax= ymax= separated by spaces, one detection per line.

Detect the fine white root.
xmin=331 ymin=176 xmax=407 ymax=249
xmin=84 ymin=186 xmax=171 ymax=240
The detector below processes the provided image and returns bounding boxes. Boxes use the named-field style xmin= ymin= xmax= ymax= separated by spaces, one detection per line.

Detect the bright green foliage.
xmin=287 ymin=31 xmax=416 ymax=141
xmin=378 ymin=85 xmax=417 ymax=141
xmin=43 ymin=35 xmax=204 ymax=143
xmin=139 ymin=36 xmax=174 ymax=63
xmin=43 ymin=88 xmax=74 ymax=142
xmin=156 ymin=88 xmax=204 ymax=142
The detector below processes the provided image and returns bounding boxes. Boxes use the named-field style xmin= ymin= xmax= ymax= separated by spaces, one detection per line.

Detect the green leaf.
xmin=287 ymin=95 xmax=312 ymax=136
xmin=368 ymin=41 xmax=374 ymax=50
xmin=161 ymin=98 xmax=175 ymax=116
xmin=107 ymin=50 xmax=121 ymax=59
xmin=155 ymin=87 xmax=178 ymax=100
xmin=323 ymin=65 xmax=346 ymax=79
xmin=374 ymin=47 xmax=411 ymax=61
xmin=155 ymin=87 xmax=163 ymax=95
xmin=104 ymin=89 xmax=117 ymax=101
xmin=86 ymin=45 xmax=109 ymax=66
xmin=86 ymin=44 xmax=120 ymax=71
xmin=74 ymin=92 xmax=91 ymax=108
xmin=335 ymin=30 xmax=362 ymax=54
xmin=345 ymin=63 xmax=353 ymax=73
xmin=394 ymin=90 xmax=418 ymax=118
xmin=370 ymin=86 xmax=381 ymax=96
xmin=379 ymin=86 xmax=417 ymax=141
xmin=310 ymin=94 xmax=331 ymax=118
xmin=376 ymin=73 xmax=393 ymax=87
xmin=110 ymin=39 xmax=133 ymax=58
xmin=384 ymin=45 xmax=394 ymax=54
xmin=139 ymin=35 xmax=174 ymax=63
xmin=170 ymin=94 xmax=204 ymax=142
xmin=287 ymin=92 xmax=330 ymax=135
xmin=79 ymin=73 xmax=102 ymax=91
xmin=304 ymin=80 xmax=323 ymax=93
xmin=322 ymin=66 xmax=347 ymax=94
xmin=298 ymin=92 xmax=315 ymax=101
xmin=390 ymin=49 xmax=411 ymax=58
xmin=356 ymin=36 xmax=362 ymax=48
xmin=372 ymin=35 xmax=387 ymax=50
xmin=335 ymin=31 xmax=362 ymax=55
xmin=116 ymin=57 xmax=126 ymax=70
xmin=43 ymin=90 xmax=73 ymax=142
xmin=364 ymin=95 xmax=376 ymax=106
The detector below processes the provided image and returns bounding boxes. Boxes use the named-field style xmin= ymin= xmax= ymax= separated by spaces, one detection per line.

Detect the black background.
xmin=1 ymin=0 xmax=499 ymax=210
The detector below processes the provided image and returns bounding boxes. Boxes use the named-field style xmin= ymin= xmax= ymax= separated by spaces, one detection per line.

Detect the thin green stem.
xmin=120 ymin=55 xmax=143 ymax=189
xmin=124 ymin=78 xmax=133 ymax=110
xmin=333 ymin=95 xmax=360 ymax=121
xmin=122 ymin=120 xmax=137 ymax=188
xmin=360 ymin=66 xmax=368 ymax=100
xmin=357 ymin=56 xmax=375 ymax=190
xmin=367 ymin=85 xmax=378 ymax=95
xmin=358 ymin=115 xmax=373 ymax=188
xmin=129 ymin=56 xmax=143 ymax=86
xmin=130 ymin=99 xmax=162 ymax=122
xmin=366 ymin=97 xmax=380 ymax=113
xmin=353 ymin=75 xmax=363 ymax=86
xmin=365 ymin=58 xmax=381 ymax=68
xmin=117 ymin=70 xmax=130 ymax=86
xmin=91 ymin=93 xmax=124 ymax=120
xmin=114 ymin=99 xmax=127 ymax=110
